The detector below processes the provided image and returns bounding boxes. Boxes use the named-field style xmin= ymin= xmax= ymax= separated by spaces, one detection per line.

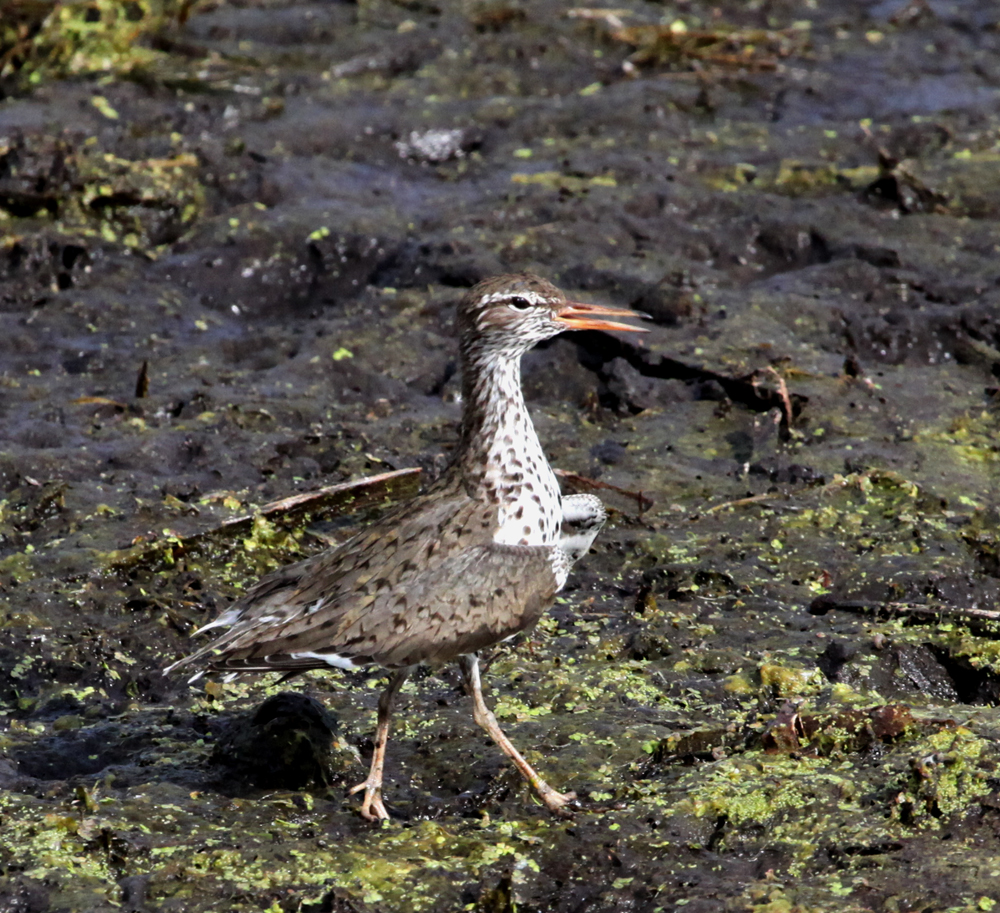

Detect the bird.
xmin=165 ymin=273 xmax=646 ymax=820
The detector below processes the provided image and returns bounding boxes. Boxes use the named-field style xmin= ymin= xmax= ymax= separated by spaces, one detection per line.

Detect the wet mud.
xmin=1 ymin=1 xmax=1000 ymax=910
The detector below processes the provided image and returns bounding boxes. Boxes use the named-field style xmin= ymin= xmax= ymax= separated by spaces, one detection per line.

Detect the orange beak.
xmin=555 ymin=300 xmax=649 ymax=333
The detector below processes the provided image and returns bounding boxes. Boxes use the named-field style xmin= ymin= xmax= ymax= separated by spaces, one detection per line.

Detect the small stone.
xmin=211 ymin=692 xmax=345 ymax=790
xmin=395 ymin=128 xmax=476 ymax=163
xmin=591 ymin=439 xmax=628 ymax=465
xmin=52 ymin=715 xmax=84 ymax=732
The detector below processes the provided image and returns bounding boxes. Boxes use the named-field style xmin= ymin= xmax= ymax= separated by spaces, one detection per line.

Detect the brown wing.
xmin=167 ymin=477 xmax=559 ymax=674
xmin=211 ymin=541 xmax=559 ymax=671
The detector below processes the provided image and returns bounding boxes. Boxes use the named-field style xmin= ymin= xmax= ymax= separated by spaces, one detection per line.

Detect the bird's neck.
xmin=456 ymin=346 xmax=561 ymax=543
xmin=458 ymin=348 xmax=536 ymax=479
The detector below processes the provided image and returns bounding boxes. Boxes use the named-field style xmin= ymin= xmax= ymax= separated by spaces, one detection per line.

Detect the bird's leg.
xmin=458 ymin=654 xmax=576 ymax=815
xmin=348 ymin=667 xmax=411 ymax=821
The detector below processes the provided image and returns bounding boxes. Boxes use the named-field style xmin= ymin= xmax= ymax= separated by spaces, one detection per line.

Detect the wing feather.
xmin=166 ymin=477 xmax=559 ymax=674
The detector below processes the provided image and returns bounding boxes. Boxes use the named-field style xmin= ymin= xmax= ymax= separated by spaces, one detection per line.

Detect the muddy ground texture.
xmin=2 ymin=1 xmax=1000 ymax=910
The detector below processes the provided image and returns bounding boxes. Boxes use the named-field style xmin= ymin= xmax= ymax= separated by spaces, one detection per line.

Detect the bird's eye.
xmin=508 ymin=296 xmax=532 ymax=310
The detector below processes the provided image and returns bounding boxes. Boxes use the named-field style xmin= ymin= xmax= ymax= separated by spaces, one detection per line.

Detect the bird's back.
xmin=170 ymin=472 xmax=564 ymax=675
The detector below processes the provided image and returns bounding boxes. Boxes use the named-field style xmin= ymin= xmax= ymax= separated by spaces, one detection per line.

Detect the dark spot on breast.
xmin=515 ymin=505 xmax=524 ymax=519
xmin=523 ymin=525 xmax=532 ymax=536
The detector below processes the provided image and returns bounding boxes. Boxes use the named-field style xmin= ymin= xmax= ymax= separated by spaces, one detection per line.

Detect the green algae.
xmin=2 ymin=781 xmax=575 ymax=911
xmin=0 ymin=549 xmax=37 ymax=584
xmin=0 ymin=135 xmax=206 ymax=259
xmin=943 ymin=632 xmax=1000 ymax=675
xmin=658 ymin=718 xmax=992 ymax=876
xmin=0 ymin=793 xmax=119 ymax=893
xmin=509 ymin=171 xmax=618 ymax=193
xmin=1 ymin=0 xmax=193 ymax=87
xmin=6 ymin=466 xmax=1000 ymax=910
xmin=890 ymin=725 xmax=996 ymax=822
xmin=759 ymin=660 xmax=825 ymax=698
xmin=67 ymin=149 xmax=205 ymax=252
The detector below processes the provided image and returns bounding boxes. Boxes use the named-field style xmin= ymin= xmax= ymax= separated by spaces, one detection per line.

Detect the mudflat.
xmin=1 ymin=2 xmax=999 ymax=910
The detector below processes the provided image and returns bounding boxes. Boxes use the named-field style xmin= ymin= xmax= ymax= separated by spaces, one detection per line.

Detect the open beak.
xmin=555 ymin=300 xmax=649 ymax=333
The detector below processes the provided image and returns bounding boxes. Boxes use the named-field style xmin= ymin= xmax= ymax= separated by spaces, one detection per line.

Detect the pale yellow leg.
xmin=458 ymin=654 xmax=576 ymax=815
xmin=348 ymin=668 xmax=410 ymax=821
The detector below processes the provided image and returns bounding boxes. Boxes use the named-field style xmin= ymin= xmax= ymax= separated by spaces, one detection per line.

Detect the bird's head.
xmin=458 ymin=273 xmax=647 ymax=357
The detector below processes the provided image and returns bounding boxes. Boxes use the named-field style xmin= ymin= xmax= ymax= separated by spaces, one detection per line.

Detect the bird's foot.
xmin=537 ymin=785 xmax=578 ymax=817
xmin=347 ymin=777 xmax=390 ymax=821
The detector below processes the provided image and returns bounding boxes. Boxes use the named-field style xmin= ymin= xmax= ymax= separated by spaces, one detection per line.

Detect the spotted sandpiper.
xmin=166 ymin=273 xmax=646 ymax=820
